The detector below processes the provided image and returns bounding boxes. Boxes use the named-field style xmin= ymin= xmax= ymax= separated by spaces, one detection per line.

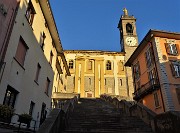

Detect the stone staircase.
xmin=63 ymin=98 xmax=153 ymax=133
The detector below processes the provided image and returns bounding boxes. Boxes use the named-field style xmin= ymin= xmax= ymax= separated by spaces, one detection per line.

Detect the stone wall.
xmin=84 ymin=76 xmax=95 ymax=92
xmin=118 ymin=77 xmax=128 ymax=97
xmin=105 ymin=77 xmax=115 ymax=95
xmin=66 ymin=76 xmax=75 ymax=93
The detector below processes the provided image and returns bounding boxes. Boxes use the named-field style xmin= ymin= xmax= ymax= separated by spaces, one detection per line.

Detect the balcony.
xmin=133 ymin=78 xmax=160 ymax=101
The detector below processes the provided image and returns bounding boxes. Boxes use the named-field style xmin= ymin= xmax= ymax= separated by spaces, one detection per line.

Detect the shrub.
xmin=0 ymin=104 xmax=14 ymax=119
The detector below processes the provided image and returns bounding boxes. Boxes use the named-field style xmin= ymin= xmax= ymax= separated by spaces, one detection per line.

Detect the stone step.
xmin=63 ymin=98 xmax=153 ymax=133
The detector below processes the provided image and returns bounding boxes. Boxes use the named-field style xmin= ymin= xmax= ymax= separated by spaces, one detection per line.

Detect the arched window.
xmin=69 ymin=60 xmax=74 ymax=69
xmin=126 ymin=23 xmax=133 ymax=35
xmin=106 ymin=60 xmax=111 ymax=70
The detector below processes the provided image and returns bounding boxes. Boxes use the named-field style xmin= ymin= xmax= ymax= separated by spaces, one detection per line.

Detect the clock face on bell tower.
xmin=118 ymin=8 xmax=138 ymax=61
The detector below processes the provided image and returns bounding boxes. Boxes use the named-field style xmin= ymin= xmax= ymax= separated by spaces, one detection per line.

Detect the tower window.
xmin=106 ymin=60 xmax=112 ymax=70
xmin=69 ymin=60 xmax=74 ymax=69
xmin=126 ymin=23 xmax=133 ymax=35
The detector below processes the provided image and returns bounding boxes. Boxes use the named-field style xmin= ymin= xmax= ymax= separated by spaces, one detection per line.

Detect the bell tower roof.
xmin=118 ymin=8 xmax=136 ymax=28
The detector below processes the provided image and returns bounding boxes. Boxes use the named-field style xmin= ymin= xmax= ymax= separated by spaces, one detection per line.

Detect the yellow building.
xmin=64 ymin=50 xmax=127 ymax=98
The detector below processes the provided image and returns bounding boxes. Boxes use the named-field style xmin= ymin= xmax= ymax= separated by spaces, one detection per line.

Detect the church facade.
xmin=53 ymin=8 xmax=138 ymax=100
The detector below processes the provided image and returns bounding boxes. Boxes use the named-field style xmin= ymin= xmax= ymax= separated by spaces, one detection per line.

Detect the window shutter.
xmin=165 ymin=43 xmax=170 ymax=54
xmin=175 ymin=44 xmax=179 ymax=55
xmin=145 ymin=52 xmax=148 ymax=67
xmin=170 ymin=63 xmax=176 ymax=77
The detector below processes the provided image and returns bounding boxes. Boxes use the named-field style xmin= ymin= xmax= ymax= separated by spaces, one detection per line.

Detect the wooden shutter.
xmin=15 ymin=38 xmax=28 ymax=66
xmin=176 ymin=88 xmax=180 ymax=104
xmin=165 ymin=43 xmax=170 ymax=54
xmin=175 ymin=44 xmax=179 ymax=55
xmin=170 ymin=63 xmax=176 ymax=77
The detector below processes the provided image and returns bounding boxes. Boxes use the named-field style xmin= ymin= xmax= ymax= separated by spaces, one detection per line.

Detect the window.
xmin=29 ymin=101 xmax=35 ymax=116
xmin=89 ymin=78 xmax=91 ymax=85
xmin=126 ymin=23 xmax=133 ymax=35
xmin=15 ymin=37 xmax=28 ymax=66
xmin=133 ymin=61 xmax=140 ymax=80
xmin=120 ymin=79 xmax=122 ymax=86
xmin=176 ymin=88 xmax=180 ymax=104
xmin=88 ymin=60 xmax=92 ymax=70
xmin=106 ymin=60 xmax=111 ymax=70
xmin=119 ymin=61 xmax=124 ymax=71
xmin=170 ymin=61 xmax=180 ymax=77
xmin=56 ymin=73 xmax=59 ymax=81
xmin=148 ymin=68 xmax=158 ymax=84
xmin=165 ymin=43 xmax=178 ymax=55
xmin=105 ymin=78 xmax=106 ymax=85
xmin=49 ymin=51 xmax=53 ymax=65
xmin=154 ymin=92 xmax=160 ymax=107
xmin=40 ymin=103 xmax=46 ymax=125
xmin=145 ymin=47 xmax=154 ymax=68
xmin=69 ymin=60 xmax=73 ymax=69
xmin=54 ymin=86 xmax=57 ymax=92
xmin=3 ymin=85 xmax=18 ymax=108
xmin=35 ymin=63 xmax=41 ymax=83
xmin=40 ymin=32 xmax=46 ymax=50
xmin=25 ymin=0 xmax=35 ymax=26
xmin=45 ymin=78 xmax=50 ymax=96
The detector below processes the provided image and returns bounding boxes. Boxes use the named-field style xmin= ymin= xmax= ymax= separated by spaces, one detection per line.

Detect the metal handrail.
xmin=133 ymin=78 xmax=159 ymax=98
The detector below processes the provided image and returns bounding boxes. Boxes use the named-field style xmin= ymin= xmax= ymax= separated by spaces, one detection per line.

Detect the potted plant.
xmin=0 ymin=104 xmax=14 ymax=123
xmin=18 ymin=113 xmax=32 ymax=128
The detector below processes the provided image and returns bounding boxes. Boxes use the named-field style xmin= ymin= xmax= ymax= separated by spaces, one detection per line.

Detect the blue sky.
xmin=50 ymin=0 xmax=180 ymax=51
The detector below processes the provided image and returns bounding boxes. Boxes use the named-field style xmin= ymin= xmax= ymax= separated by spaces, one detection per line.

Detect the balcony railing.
xmin=133 ymin=78 xmax=160 ymax=101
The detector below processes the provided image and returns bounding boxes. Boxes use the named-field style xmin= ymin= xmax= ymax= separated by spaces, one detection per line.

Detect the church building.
xmin=52 ymin=8 xmax=138 ymax=101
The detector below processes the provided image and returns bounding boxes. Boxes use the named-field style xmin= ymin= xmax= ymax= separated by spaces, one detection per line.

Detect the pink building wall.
xmin=0 ymin=0 xmax=19 ymax=64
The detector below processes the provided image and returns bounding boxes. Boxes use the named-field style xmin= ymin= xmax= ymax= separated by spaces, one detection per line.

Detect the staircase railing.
xmin=37 ymin=96 xmax=79 ymax=133
xmin=100 ymin=94 xmax=156 ymax=132
xmin=101 ymin=94 xmax=180 ymax=133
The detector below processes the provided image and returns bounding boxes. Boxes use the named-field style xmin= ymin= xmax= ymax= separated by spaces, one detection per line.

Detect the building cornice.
xmin=64 ymin=50 xmax=125 ymax=56
xmin=38 ymin=0 xmax=70 ymax=76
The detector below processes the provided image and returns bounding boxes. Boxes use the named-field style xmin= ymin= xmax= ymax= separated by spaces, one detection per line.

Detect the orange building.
xmin=125 ymin=29 xmax=180 ymax=114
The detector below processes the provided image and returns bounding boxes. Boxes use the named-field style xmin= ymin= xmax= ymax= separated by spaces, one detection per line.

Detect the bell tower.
xmin=118 ymin=8 xmax=138 ymax=98
xmin=118 ymin=8 xmax=138 ymax=61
